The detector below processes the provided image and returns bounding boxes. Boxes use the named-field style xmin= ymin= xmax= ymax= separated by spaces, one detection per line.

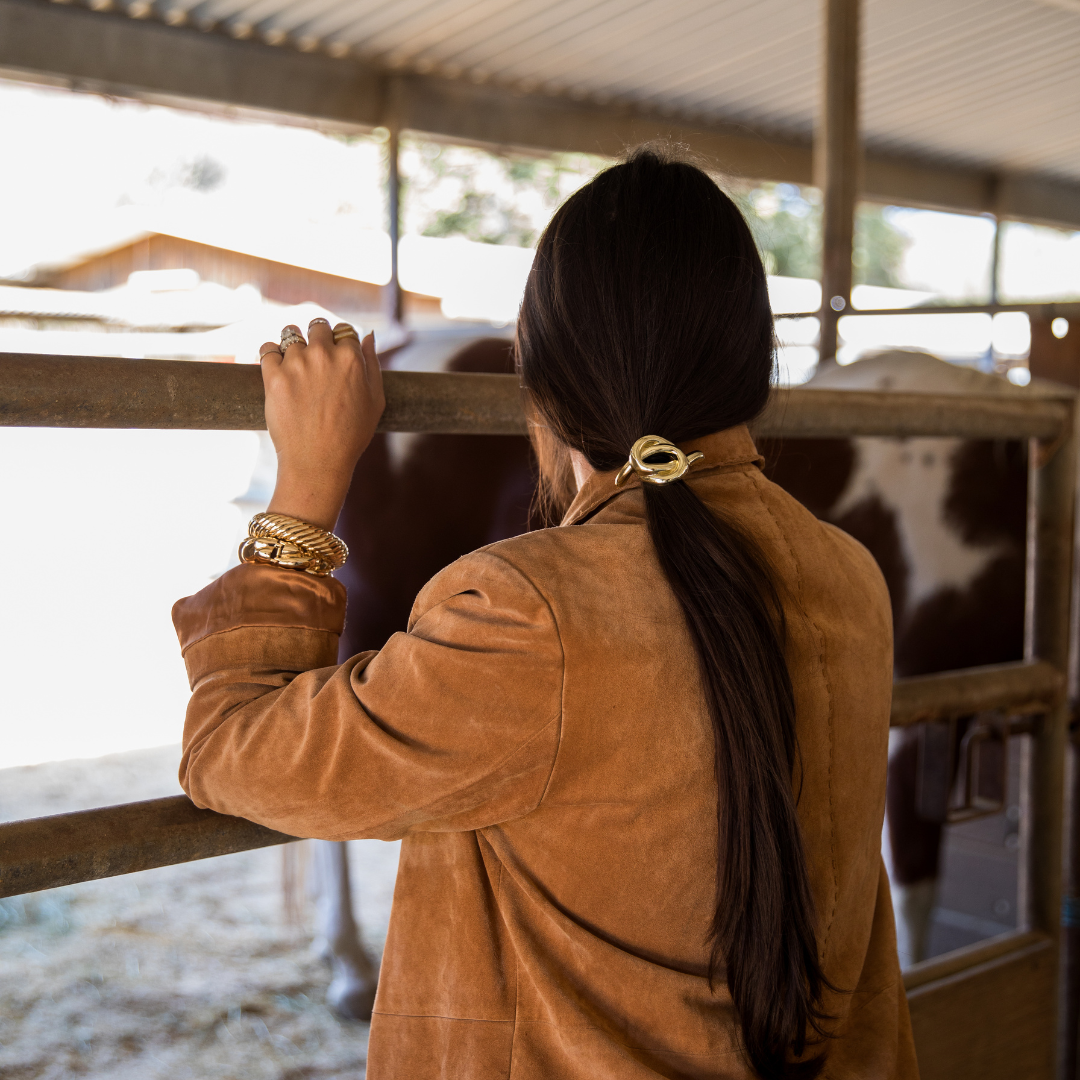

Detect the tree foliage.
xmin=403 ymin=141 xmax=604 ymax=248
xmin=402 ymin=146 xmax=910 ymax=289
xmin=734 ymin=182 xmax=910 ymax=287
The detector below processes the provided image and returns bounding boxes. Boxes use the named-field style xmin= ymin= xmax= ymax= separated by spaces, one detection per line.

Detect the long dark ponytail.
xmin=517 ymin=147 xmax=831 ymax=1079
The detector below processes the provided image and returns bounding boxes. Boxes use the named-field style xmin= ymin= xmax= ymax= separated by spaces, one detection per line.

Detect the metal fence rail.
xmin=0 ymin=352 xmax=1074 ymax=440
xmin=0 ymin=658 xmax=1063 ymax=899
xmin=0 ymin=797 xmax=295 ymax=898
xmin=890 ymin=660 xmax=1063 ymax=727
xmin=0 ymin=353 xmax=528 ymax=435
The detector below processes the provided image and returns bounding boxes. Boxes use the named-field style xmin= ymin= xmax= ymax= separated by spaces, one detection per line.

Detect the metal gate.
xmin=0 ymin=351 xmax=1076 ymax=1079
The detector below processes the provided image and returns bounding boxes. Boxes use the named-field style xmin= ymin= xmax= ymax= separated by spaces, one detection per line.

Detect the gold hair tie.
xmin=615 ymin=436 xmax=704 ymax=487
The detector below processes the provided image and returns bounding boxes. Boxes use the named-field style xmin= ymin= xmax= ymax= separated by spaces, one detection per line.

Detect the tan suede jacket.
xmin=174 ymin=425 xmax=918 ymax=1080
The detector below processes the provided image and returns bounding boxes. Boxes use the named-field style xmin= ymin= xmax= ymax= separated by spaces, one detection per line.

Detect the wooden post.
xmin=1030 ymin=316 xmax=1080 ymax=389
xmin=815 ymin=0 xmax=862 ymax=364
xmin=384 ymin=122 xmax=404 ymax=328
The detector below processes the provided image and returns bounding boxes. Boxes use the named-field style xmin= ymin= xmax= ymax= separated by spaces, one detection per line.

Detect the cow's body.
xmin=764 ymin=350 xmax=1032 ymax=964
xmin=314 ymin=332 xmax=536 ymax=1018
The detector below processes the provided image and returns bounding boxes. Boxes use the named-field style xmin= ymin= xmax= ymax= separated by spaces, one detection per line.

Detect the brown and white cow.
xmin=763 ymin=349 xmax=1035 ymax=965
xmin=314 ymin=342 xmax=1040 ymax=1007
xmin=312 ymin=331 xmax=537 ymax=1018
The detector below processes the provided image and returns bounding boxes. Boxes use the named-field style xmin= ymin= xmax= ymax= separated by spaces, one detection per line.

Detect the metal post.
xmin=1061 ymin=414 xmax=1080 ymax=1080
xmin=990 ymin=214 xmax=1002 ymax=309
xmin=384 ymin=123 xmax=404 ymax=328
xmin=982 ymin=213 xmax=1003 ymax=373
xmin=815 ymin=0 xmax=861 ymax=364
xmin=1064 ymin=737 xmax=1080 ymax=1080
xmin=1019 ymin=407 xmax=1078 ymax=1077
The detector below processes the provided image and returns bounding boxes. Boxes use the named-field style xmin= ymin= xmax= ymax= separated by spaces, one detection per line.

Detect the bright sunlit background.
xmin=2 ymin=75 xmax=1078 ymax=769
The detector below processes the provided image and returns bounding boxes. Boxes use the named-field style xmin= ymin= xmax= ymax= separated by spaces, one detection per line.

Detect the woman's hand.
xmin=259 ymin=319 xmax=385 ymax=531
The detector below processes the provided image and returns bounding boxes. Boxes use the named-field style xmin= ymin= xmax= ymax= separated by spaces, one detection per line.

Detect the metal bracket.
xmin=915 ymin=713 xmax=1039 ymax=825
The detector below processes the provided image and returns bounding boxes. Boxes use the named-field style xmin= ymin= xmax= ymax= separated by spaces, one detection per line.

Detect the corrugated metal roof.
xmin=140 ymin=0 xmax=1080 ymax=186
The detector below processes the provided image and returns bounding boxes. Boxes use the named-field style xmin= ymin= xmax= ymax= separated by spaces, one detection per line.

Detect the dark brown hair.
xmin=517 ymin=146 xmax=831 ymax=1079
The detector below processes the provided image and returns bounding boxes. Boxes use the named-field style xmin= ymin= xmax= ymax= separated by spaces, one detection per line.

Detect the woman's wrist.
xmin=267 ymin=463 xmax=354 ymax=532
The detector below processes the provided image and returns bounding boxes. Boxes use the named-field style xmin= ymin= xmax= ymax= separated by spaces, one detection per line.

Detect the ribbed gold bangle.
xmin=238 ymin=512 xmax=349 ymax=576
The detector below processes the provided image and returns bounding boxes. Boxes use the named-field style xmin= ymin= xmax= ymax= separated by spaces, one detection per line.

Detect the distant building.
xmin=35 ymin=232 xmax=442 ymax=321
xmin=0 ymin=270 xmax=315 ymax=361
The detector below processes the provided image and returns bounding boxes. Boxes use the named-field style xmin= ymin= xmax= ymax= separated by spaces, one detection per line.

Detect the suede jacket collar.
xmin=560 ymin=423 xmax=765 ymax=528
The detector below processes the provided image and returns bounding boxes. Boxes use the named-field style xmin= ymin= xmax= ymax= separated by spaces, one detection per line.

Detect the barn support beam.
xmin=382 ymin=85 xmax=404 ymax=329
xmin=815 ymin=0 xmax=861 ymax=364
xmin=0 ymin=660 xmax=1063 ymax=899
xmin=0 ymin=353 xmax=1073 ymax=440
xmin=2 ymin=0 xmax=1080 ymax=228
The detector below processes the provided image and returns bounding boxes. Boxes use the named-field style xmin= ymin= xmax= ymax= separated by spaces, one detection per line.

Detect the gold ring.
xmin=615 ymin=436 xmax=704 ymax=487
xmin=333 ymin=321 xmax=360 ymax=342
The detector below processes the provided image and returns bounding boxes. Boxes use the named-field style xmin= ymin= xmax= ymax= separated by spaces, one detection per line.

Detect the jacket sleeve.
xmin=172 ymin=550 xmax=564 ymax=841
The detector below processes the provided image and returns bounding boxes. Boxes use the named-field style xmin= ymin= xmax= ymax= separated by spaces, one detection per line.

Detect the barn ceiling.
xmin=139 ymin=0 xmax=1080 ymax=185
xmin=2 ymin=0 xmax=1079 ymax=222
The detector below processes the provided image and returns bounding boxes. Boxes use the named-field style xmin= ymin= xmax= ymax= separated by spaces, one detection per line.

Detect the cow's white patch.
xmin=385 ymin=430 xmax=422 ymax=473
xmin=833 ymin=436 xmax=1005 ymax=611
xmin=811 ymin=349 xmax=1028 ymax=612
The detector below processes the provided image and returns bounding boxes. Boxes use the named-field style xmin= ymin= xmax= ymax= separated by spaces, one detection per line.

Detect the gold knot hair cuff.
xmin=239 ymin=512 xmax=349 ymax=577
xmin=615 ymin=436 xmax=704 ymax=487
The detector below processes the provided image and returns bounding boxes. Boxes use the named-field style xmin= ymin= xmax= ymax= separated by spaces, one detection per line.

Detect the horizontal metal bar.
xmin=0 ymin=796 xmax=294 ymax=899
xmin=777 ymin=300 xmax=1080 ymax=320
xmin=844 ymin=302 xmax=1080 ymax=319
xmin=902 ymin=929 xmax=1049 ymax=992
xmin=2 ymin=353 xmax=1074 ymax=440
xmin=0 ymin=661 xmax=1063 ymax=898
xmin=890 ymin=660 xmax=1064 ymax=728
xmin=758 ymin=388 xmax=1072 ymax=440
xmin=0 ymin=353 xmax=527 ymax=435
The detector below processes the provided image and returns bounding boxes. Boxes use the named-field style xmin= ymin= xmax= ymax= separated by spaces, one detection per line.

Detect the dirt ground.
xmin=0 ymin=746 xmax=400 ymax=1080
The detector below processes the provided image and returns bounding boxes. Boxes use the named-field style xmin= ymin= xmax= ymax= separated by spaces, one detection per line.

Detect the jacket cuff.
xmin=173 ymin=562 xmax=347 ymax=653
xmin=181 ymin=624 xmax=343 ymax=687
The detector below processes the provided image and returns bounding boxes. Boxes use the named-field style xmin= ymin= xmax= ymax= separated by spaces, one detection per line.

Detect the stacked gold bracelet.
xmin=239 ymin=512 xmax=349 ymax=577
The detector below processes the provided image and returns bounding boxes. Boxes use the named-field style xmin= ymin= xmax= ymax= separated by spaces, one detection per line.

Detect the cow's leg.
xmin=886 ymin=729 xmax=943 ymax=966
xmin=313 ymin=839 xmax=379 ymax=1020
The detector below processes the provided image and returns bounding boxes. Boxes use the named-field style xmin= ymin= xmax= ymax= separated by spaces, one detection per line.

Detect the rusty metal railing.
xmin=0 ymin=659 xmax=1065 ymax=899
xmin=0 ymin=352 xmax=1072 ymax=439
